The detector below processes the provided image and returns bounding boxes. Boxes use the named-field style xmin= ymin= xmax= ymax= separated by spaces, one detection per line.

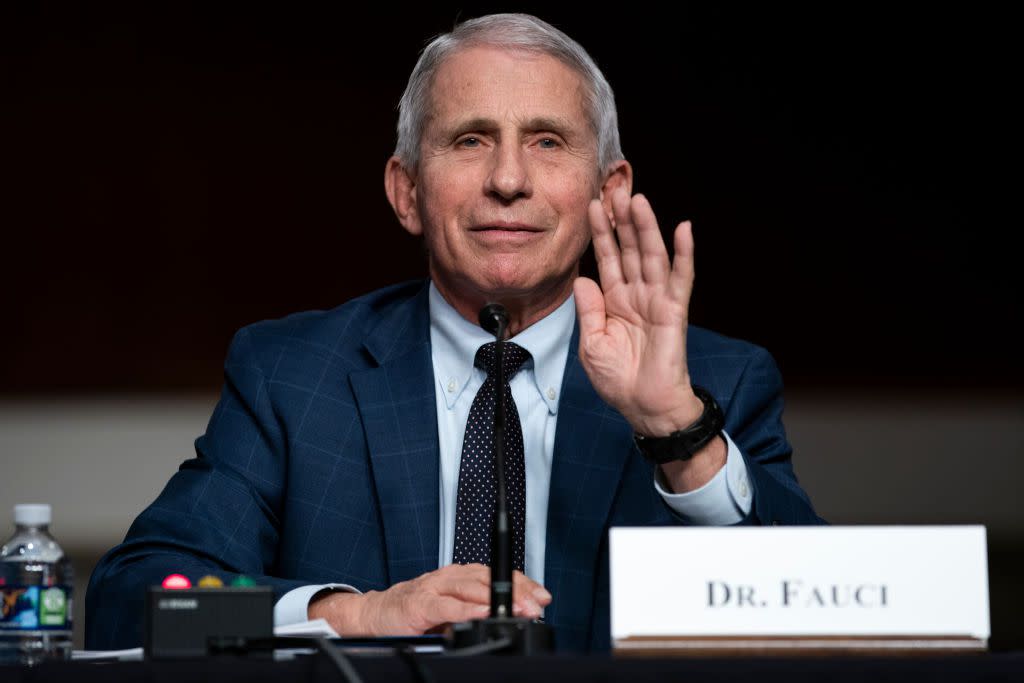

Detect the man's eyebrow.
xmin=440 ymin=116 xmax=580 ymax=138
xmin=522 ymin=116 xmax=578 ymax=134
xmin=441 ymin=117 xmax=499 ymax=137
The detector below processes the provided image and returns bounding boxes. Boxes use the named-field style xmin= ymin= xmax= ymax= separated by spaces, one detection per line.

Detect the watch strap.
xmin=633 ymin=385 xmax=725 ymax=464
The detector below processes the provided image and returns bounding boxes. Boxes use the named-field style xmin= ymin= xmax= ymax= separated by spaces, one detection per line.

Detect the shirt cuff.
xmin=653 ymin=431 xmax=753 ymax=525
xmin=274 ymin=583 xmax=361 ymax=628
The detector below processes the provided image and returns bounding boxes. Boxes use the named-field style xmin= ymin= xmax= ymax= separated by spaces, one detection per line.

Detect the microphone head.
xmin=478 ymin=303 xmax=509 ymax=337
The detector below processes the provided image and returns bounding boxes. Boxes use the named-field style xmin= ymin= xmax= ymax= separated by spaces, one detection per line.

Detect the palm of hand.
xmin=574 ymin=186 xmax=698 ymax=435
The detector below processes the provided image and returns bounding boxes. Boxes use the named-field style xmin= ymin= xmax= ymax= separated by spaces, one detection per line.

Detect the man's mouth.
xmin=469 ymin=222 xmax=544 ymax=232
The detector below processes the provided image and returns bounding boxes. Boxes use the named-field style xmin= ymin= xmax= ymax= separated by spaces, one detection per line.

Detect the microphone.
xmin=478 ymin=303 xmax=509 ymax=339
xmin=478 ymin=303 xmax=512 ymax=619
xmin=449 ymin=304 xmax=552 ymax=655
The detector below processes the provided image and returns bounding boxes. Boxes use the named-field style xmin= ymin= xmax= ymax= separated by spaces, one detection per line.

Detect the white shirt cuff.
xmin=653 ymin=431 xmax=753 ymax=525
xmin=274 ymin=583 xmax=361 ymax=628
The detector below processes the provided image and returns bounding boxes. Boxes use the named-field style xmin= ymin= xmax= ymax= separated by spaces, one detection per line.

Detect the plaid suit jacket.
xmin=86 ymin=279 xmax=821 ymax=651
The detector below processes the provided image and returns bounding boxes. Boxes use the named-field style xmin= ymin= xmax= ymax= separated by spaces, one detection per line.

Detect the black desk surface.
xmin=5 ymin=653 xmax=1024 ymax=682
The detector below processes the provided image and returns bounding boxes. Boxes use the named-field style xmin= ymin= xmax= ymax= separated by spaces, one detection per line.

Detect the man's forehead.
xmin=425 ymin=46 xmax=590 ymax=129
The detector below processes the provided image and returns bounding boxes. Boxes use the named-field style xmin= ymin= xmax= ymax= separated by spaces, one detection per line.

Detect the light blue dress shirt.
xmin=274 ymin=282 xmax=753 ymax=626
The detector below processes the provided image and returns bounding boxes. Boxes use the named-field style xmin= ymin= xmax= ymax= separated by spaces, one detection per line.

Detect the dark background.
xmin=1 ymin=3 xmax=1017 ymax=394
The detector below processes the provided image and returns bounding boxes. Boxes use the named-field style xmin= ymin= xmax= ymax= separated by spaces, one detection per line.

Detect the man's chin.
xmin=430 ymin=263 xmax=576 ymax=311
xmin=472 ymin=274 xmax=580 ymax=311
xmin=472 ymin=273 xmax=552 ymax=299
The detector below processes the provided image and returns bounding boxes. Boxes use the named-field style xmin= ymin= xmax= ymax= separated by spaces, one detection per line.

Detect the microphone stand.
xmin=449 ymin=304 xmax=554 ymax=655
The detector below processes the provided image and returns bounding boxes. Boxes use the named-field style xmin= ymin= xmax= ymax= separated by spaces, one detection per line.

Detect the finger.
xmin=669 ymin=220 xmax=695 ymax=301
xmin=444 ymin=565 xmax=544 ymax=618
xmin=511 ymin=571 xmax=546 ymax=619
xmin=611 ymin=185 xmax=642 ymax=282
xmin=631 ymin=193 xmax=670 ymax=285
xmin=588 ymin=198 xmax=624 ymax=289
xmin=433 ymin=573 xmax=491 ymax=605
xmin=423 ymin=594 xmax=490 ymax=630
xmin=439 ymin=562 xmax=491 ymax=582
xmin=513 ymin=597 xmax=543 ymax=620
xmin=432 ymin=562 xmax=491 ymax=594
xmin=512 ymin=570 xmax=552 ymax=606
xmin=573 ymin=277 xmax=606 ymax=345
xmin=437 ymin=562 xmax=494 ymax=589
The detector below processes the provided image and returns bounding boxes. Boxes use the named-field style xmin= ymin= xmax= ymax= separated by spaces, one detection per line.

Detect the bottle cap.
xmin=14 ymin=504 xmax=51 ymax=526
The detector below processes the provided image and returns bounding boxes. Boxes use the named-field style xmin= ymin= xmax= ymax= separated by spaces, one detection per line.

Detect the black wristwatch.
xmin=632 ymin=386 xmax=725 ymax=464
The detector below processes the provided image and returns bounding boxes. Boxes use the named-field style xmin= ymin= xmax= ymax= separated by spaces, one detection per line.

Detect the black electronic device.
xmin=144 ymin=586 xmax=274 ymax=659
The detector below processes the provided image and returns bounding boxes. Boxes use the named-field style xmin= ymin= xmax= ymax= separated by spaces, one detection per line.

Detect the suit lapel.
xmin=544 ymin=322 xmax=634 ymax=644
xmin=349 ymin=283 xmax=440 ymax=585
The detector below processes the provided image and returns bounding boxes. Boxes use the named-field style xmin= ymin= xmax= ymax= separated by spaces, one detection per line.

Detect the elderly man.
xmin=86 ymin=13 xmax=821 ymax=652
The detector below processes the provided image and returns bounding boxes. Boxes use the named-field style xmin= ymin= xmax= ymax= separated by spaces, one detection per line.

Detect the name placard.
xmin=609 ymin=526 xmax=989 ymax=653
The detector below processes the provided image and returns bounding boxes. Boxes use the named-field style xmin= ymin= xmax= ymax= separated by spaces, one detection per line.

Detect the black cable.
xmin=208 ymin=636 xmax=366 ymax=683
xmin=396 ymin=646 xmax=437 ymax=683
xmin=314 ymin=635 xmax=366 ymax=683
xmin=444 ymin=636 xmax=514 ymax=657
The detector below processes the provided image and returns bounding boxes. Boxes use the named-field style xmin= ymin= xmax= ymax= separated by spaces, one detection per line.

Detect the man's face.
xmin=402 ymin=46 xmax=604 ymax=305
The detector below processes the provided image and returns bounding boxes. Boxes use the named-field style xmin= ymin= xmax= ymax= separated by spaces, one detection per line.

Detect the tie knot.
xmin=474 ymin=341 xmax=531 ymax=382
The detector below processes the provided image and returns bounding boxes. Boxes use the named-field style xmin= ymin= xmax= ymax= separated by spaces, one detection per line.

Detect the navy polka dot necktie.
xmin=452 ymin=341 xmax=530 ymax=572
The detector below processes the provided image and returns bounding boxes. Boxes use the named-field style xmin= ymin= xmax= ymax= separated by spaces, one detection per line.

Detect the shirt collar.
xmin=428 ymin=281 xmax=575 ymax=414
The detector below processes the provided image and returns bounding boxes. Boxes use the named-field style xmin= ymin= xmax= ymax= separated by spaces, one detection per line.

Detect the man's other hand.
xmin=308 ymin=564 xmax=552 ymax=636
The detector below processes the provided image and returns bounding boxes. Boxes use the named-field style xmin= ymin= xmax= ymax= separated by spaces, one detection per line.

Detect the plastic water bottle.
xmin=0 ymin=504 xmax=73 ymax=665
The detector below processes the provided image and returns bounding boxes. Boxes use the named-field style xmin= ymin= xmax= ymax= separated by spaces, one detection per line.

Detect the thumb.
xmin=573 ymin=277 xmax=606 ymax=341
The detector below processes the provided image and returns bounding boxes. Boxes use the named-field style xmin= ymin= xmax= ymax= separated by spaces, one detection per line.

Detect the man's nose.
xmin=484 ymin=143 xmax=532 ymax=201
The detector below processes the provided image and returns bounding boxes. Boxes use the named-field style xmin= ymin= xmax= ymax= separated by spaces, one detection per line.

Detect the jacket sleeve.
xmin=85 ymin=327 xmax=304 ymax=649
xmin=726 ymin=346 xmax=826 ymax=526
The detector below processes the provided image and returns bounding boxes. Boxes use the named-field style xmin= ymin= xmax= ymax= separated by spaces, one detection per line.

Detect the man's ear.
xmin=384 ymin=155 xmax=423 ymax=236
xmin=598 ymin=160 xmax=634 ymax=225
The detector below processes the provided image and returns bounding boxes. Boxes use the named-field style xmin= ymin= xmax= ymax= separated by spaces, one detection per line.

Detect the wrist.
xmin=659 ymin=435 xmax=727 ymax=492
xmin=309 ymin=590 xmax=367 ymax=636
xmin=630 ymin=390 xmax=705 ymax=437
xmin=633 ymin=386 xmax=725 ymax=465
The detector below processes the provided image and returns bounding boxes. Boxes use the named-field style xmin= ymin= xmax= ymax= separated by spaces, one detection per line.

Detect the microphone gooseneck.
xmin=478 ymin=303 xmax=513 ymax=619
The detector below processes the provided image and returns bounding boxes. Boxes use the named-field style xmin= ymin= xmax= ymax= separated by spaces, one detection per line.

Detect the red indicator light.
xmin=161 ymin=574 xmax=192 ymax=589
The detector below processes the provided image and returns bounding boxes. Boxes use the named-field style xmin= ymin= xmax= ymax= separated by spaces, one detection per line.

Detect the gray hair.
xmin=393 ymin=13 xmax=623 ymax=173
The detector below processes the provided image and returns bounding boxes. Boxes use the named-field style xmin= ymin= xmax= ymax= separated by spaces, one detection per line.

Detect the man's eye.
xmin=458 ymin=137 xmax=480 ymax=147
xmin=538 ymin=138 xmax=559 ymax=148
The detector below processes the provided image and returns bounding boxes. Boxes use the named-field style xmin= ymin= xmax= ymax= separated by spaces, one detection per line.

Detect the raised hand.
xmin=574 ymin=184 xmax=705 ymax=438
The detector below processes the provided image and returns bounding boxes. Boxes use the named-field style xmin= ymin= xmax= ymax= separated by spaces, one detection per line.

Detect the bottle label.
xmin=39 ymin=587 xmax=67 ymax=627
xmin=0 ymin=586 xmax=72 ymax=631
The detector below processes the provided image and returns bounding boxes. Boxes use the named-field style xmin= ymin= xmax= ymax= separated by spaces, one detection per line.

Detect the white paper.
xmin=273 ymin=617 xmax=338 ymax=638
xmin=72 ymin=647 xmax=144 ymax=661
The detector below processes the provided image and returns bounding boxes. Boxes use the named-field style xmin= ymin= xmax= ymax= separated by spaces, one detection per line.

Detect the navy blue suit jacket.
xmin=86 ymin=280 xmax=822 ymax=651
